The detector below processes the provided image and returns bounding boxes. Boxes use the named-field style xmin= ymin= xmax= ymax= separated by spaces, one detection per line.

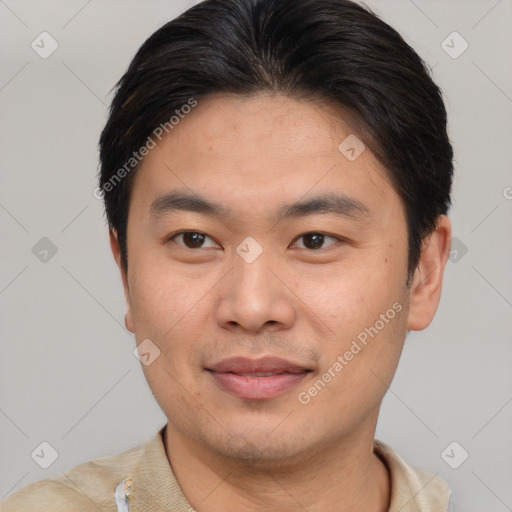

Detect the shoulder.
xmin=0 ymin=440 xmax=148 ymax=512
xmin=374 ymin=439 xmax=452 ymax=512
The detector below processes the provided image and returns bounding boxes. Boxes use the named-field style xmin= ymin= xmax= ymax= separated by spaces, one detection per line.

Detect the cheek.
xmin=299 ymin=285 xmax=408 ymax=416
xmin=129 ymin=260 xmax=207 ymax=399
xmin=294 ymin=248 xmax=409 ymax=400
xmin=128 ymin=256 xmax=209 ymax=337
xmin=127 ymin=256 xmax=215 ymax=388
xmin=294 ymin=254 xmax=406 ymax=339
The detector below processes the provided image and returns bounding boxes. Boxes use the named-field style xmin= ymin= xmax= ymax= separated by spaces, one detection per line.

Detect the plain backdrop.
xmin=1 ymin=1 xmax=511 ymax=510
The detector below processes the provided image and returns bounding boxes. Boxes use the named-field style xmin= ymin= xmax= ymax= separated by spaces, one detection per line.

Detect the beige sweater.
xmin=1 ymin=426 xmax=451 ymax=511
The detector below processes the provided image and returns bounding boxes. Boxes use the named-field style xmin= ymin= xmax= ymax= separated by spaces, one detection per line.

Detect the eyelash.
xmin=166 ymin=230 xmax=345 ymax=250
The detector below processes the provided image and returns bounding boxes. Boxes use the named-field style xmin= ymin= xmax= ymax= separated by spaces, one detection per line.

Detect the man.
xmin=1 ymin=0 xmax=453 ymax=510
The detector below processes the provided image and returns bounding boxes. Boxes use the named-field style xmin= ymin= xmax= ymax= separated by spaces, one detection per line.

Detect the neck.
xmin=163 ymin=417 xmax=390 ymax=512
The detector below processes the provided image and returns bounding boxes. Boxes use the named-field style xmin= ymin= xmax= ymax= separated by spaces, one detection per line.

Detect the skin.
xmin=110 ymin=93 xmax=451 ymax=512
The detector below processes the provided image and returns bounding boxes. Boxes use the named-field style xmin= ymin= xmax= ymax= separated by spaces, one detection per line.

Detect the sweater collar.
xmin=124 ymin=425 xmax=450 ymax=512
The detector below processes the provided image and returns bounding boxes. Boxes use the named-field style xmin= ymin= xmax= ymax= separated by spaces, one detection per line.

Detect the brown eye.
xmin=170 ymin=231 xmax=219 ymax=249
xmin=293 ymin=232 xmax=338 ymax=250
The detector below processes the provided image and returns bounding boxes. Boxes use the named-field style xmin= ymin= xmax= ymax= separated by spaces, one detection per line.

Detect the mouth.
xmin=205 ymin=356 xmax=313 ymax=400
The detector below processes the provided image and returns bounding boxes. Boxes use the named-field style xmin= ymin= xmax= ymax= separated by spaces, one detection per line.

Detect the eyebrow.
xmin=150 ymin=190 xmax=370 ymax=223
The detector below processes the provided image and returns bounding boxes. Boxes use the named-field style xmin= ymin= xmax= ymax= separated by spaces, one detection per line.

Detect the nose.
xmin=215 ymin=250 xmax=296 ymax=334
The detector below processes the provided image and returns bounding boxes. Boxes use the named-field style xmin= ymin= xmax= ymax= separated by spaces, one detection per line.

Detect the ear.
xmin=406 ymin=215 xmax=452 ymax=331
xmin=109 ymin=229 xmax=135 ymax=333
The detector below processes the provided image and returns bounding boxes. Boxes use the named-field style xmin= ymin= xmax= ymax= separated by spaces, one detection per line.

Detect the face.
xmin=111 ymin=93 xmax=445 ymax=464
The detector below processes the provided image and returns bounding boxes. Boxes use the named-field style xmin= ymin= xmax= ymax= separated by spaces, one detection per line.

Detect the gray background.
xmin=1 ymin=0 xmax=511 ymax=510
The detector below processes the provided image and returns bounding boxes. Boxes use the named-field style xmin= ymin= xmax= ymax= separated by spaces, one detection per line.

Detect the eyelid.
xmin=167 ymin=230 xmax=220 ymax=248
xmin=165 ymin=230 xmax=348 ymax=250
xmin=290 ymin=232 xmax=343 ymax=250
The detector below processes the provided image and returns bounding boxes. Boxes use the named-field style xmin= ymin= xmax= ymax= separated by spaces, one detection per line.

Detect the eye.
xmin=168 ymin=231 xmax=220 ymax=249
xmin=291 ymin=232 xmax=340 ymax=250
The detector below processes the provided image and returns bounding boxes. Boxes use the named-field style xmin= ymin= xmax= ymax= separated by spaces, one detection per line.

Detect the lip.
xmin=206 ymin=356 xmax=311 ymax=374
xmin=206 ymin=356 xmax=312 ymax=400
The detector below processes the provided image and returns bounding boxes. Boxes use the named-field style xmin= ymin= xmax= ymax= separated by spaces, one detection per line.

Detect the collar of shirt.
xmin=0 ymin=423 xmax=452 ymax=512
xmin=123 ymin=426 xmax=451 ymax=512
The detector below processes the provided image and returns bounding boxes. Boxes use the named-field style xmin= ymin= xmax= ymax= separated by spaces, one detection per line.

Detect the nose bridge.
xmin=232 ymin=242 xmax=279 ymax=301
xmin=216 ymin=241 xmax=296 ymax=331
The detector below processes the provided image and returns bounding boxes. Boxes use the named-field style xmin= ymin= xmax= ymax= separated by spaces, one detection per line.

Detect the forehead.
xmin=167 ymin=92 xmax=362 ymax=160
xmin=129 ymin=93 xmax=402 ymax=223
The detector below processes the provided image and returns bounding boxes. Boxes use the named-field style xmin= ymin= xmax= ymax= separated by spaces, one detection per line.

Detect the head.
xmin=99 ymin=0 xmax=452 ymax=464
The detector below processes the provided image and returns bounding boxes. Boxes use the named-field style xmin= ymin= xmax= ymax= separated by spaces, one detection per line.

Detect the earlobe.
xmin=124 ymin=313 xmax=135 ymax=333
xmin=109 ymin=229 xmax=135 ymax=333
xmin=406 ymin=215 xmax=452 ymax=331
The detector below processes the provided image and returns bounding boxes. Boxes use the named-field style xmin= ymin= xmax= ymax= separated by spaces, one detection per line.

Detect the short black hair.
xmin=99 ymin=0 xmax=453 ymax=278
